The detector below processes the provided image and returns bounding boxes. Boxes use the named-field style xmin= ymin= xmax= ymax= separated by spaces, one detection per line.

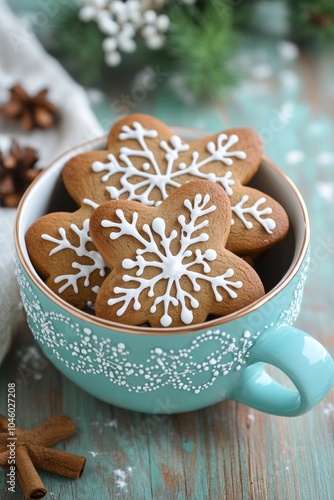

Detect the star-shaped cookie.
xmin=26 ymin=204 xmax=108 ymax=309
xmin=64 ymin=113 xmax=289 ymax=255
xmin=89 ymin=180 xmax=265 ymax=328
xmin=26 ymin=114 xmax=288 ymax=310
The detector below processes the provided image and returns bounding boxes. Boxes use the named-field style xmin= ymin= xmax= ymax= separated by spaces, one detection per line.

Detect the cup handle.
xmin=233 ymin=324 xmax=334 ymax=416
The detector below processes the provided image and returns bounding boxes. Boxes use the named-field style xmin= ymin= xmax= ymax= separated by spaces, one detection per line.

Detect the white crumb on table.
xmin=323 ymin=403 xmax=334 ymax=415
xmin=114 ymin=467 xmax=134 ymax=490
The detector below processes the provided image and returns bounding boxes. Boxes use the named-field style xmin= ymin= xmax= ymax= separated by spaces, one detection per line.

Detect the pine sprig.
xmin=51 ymin=8 xmax=106 ymax=86
xmin=29 ymin=0 xmax=334 ymax=99
xmin=166 ymin=2 xmax=238 ymax=98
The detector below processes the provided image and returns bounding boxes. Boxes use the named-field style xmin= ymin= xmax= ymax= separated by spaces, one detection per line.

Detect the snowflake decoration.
xmin=41 ymin=218 xmax=106 ymax=295
xmin=101 ymin=193 xmax=242 ymax=327
xmin=92 ymin=120 xmax=244 ymax=206
xmin=91 ymin=120 xmax=276 ymax=235
xmin=78 ymin=0 xmax=196 ymax=66
xmin=232 ymin=195 xmax=276 ymax=234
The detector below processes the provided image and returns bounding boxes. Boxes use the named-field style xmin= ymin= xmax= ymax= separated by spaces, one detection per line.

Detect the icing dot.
xmin=142 ymin=162 xmax=150 ymax=171
xmin=266 ymin=219 xmax=276 ymax=231
xmin=243 ymin=331 xmax=251 ymax=338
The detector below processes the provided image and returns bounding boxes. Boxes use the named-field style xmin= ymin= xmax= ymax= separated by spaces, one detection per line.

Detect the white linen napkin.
xmin=0 ymin=0 xmax=103 ymax=365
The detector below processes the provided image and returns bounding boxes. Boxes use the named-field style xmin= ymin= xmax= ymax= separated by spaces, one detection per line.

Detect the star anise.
xmin=0 ymin=140 xmax=39 ymax=208
xmin=1 ymin=84 xmax=58 ymax=131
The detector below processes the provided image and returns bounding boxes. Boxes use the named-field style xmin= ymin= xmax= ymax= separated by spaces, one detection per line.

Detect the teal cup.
xmin=15 ymin=129 xmax=334 ymax=416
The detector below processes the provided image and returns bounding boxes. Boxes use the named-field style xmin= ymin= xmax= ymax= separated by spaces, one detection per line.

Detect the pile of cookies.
xmin=26 ymin=114 xmax=289 ymax=328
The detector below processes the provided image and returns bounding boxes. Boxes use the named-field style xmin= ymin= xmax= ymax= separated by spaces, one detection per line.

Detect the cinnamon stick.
xmin=20 ymin=414 xmax=76 ymax=447
xmin=0 ymin=413 xmax=9 ymax=431
xmin=0 ymin=413 xmax=86 ymax=499
xmin=29 ymin=444 xmax=86 ymax=478
xmin=16 ymin=446 xmax=47 ymax=500
xmin=0 ymin=451 xmax=9 ymax=467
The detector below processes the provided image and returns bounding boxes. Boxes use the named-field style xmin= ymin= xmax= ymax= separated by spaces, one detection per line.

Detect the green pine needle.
xmin=50 ymin=8 xmax=106 ymax=86
xmin=166 ymin=2 xmax=239 ymax=98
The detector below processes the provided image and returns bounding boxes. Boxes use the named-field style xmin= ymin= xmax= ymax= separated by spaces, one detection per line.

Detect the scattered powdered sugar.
xmin=88 ymin=451 xmax=102 ymax=458
xmin=285 ymin=150 xmax=305 ymax=165
xmin=114 ymin=467 xmax=134 ymax=490
xmin=323 ymin=403 xmax=334 ymax=415
xmin=105 ymin=419 xmax=118 ymax=428
xmin=246 ymin=412 xmax=255 ymax=428
xmin=87 ymin=451 xmax=112 ymax=458
xmin=88 ymin=451 xmax=99 ymax=458
xmin=90 ymin=419 xmax=118 ymax=433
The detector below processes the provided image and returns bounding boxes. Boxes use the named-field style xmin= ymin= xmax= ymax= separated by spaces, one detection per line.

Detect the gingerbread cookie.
xmin=89 ymin=180 xmax=265 ymax=328
xmin=26 ymin=203 xmax=108 ymax=309
xmin=63 ymin=113 xmax=289 ymax=255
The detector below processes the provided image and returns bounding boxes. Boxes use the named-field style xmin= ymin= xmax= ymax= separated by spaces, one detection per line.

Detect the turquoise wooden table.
xmin=1 ymin=26 xmax=334 ymax=500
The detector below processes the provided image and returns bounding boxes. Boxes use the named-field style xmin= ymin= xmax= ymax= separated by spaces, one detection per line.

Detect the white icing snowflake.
xmin=102 ymin=193 xmax=243 ymax=327
xmin=91 ymin=121 xmax=276 ymax=235
xmin=231 ymin=195 xmax=276 ymax=234
xmin=41 ymin=219 xmax=106 ymax=294
xmin=92 ymin=120 xmax=243 ymax=206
